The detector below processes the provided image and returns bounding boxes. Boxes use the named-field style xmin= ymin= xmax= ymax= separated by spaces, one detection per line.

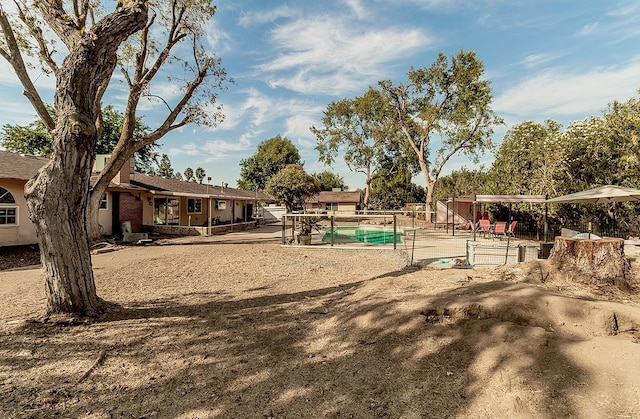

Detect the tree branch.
xmin=0 ymin=8 xmax=55 ymax=130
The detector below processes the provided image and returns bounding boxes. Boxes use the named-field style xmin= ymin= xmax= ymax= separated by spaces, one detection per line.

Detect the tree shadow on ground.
xmin=1 ymin=276 xmax=600 ymax=417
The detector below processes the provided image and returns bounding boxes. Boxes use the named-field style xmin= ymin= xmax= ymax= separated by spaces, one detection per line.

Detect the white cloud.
xmin=522 ymin=52 xmax=563 ymax=68
xmin=343 ymin=0 xmax=369 ymax=19
xmin=285 ymin=115 xmax=317 ymax=146
xmin=493 ymin=59 xmax=640 ymax=119
xmin=575 ymin=22 xmax=599 ymax=37
xmin=256 ymin=16 xmax=435 ymax=95
xmin=238 ymin=5 xmax=298 ymax=27
xmin=218 ymin=88 xmax=324 ymax=139
xmin=168 ymin=136 xmax=252 ymax=161
xmin=205 ymin=20 xmax=233 ymax=53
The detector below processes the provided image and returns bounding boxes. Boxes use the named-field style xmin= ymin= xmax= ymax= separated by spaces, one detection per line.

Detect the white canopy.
xmin=546 ymin=185 xmax=640 ymax=204
xmin=453 ymin=195 xmax=547 ymax=204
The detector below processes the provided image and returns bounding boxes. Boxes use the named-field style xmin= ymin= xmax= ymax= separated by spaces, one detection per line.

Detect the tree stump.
xmin=548 ymin=236 xmax=630 ymax=287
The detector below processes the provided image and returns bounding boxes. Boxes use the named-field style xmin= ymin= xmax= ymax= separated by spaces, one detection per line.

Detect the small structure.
xmin=437 ymin=194 xmax=548 ymax=238
xmin=306 ymin=190 xmax=361 ymax=214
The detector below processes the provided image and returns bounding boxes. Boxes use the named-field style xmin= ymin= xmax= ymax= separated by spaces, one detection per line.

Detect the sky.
xmin=2 ymin=0 xmax=640 ymax=189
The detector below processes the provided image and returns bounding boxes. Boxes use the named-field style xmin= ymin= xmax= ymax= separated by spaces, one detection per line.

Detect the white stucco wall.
xmin=0 ymin=180 xmax=38 ymax=246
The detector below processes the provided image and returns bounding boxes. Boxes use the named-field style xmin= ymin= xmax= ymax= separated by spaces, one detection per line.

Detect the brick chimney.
xmin=113 ymin=159 xmax=132 ymax=185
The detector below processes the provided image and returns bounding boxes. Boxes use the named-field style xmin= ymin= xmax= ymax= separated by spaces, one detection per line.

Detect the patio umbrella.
xmin=546 ymin=185 xmax=640 ymax=204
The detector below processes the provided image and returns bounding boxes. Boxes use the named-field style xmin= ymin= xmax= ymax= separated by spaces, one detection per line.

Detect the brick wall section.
xmin=113 ymin=161 xmax=131 ymax=184
xmin=144 ymin=221 xmax=257 ymax=236
xmin=119 ymin=193 xmax=143 ymax=232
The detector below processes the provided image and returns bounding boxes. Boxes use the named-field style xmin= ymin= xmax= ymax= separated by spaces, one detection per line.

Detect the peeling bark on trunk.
xmin=548 ymin=236 xmax=630 ymax=288
xmin=25 ymin=146 xmax=105 ymax=317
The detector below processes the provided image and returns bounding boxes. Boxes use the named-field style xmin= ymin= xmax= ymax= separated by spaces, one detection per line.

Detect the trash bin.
xmin=539 ymin=242 xmax=554 ymax=259
xmin=120 ymin=221 xmax=132 ymax=234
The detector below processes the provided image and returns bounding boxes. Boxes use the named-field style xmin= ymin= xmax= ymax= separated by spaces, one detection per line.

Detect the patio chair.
xmin=491 ymin=221 xmax=507 ymax=239
xmin=477 ymin=219 xmax=492 ymax=238
xmin=506 ymin=221 xmax=517 ymax=238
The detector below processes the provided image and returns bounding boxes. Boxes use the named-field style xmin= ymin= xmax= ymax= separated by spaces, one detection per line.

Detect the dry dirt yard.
xmin=2 ymin=225 xmax=640 ymax=418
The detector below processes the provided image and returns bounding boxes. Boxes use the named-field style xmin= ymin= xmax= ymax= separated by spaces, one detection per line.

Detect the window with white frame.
xmin=0 ymin=186 xmax=18 ymax=226
xmin=100 ymin=193 xmax=108 ymax=210
xmin=187 ymin=197 xmax=202 ymax=214
xmin=326 ymin=202 xmax=339 ymax=212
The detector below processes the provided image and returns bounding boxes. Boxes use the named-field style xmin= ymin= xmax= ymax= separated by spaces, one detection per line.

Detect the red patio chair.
xmin=491 ymin=221 xmax=507 ymax=239
xmin=506 ymin=221 xmax=517 ymax=238
xmin=477 ymin=219 xmax=491 ymax=238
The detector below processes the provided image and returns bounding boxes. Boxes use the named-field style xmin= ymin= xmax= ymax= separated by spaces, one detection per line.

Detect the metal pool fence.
xmin=281 ymin=212 xmax=544 ymax=267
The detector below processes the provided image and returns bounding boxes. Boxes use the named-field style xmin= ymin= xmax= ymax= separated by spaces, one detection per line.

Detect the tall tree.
xmin=433 ymin=167 xmax=490 ymax=203
xmin=264 ymin=164 xmax=318 ymax=212
xmin=0 ymin=1 xmax=228 ymax=317
xmin=157 ymin=154 xmax=174 ymax=178
xmin=195 ymin=167 xmax=206 ymax=184
xmin=183 ymin=167 xmax=194 ymax=182
xmin=311 ymin=170 xmax=348 ymax=191
xmin=490 ymin=120 xmax=564 ymax=197
xmin=369 ymin=154 xmax=424 ymax=210
xmin=238 ymin=135 xmax=301 ymax=190
xmin=312 ymin=87 xmax=400 ymax=210
xmin=379 ymin=51 xmax=502 ymax=211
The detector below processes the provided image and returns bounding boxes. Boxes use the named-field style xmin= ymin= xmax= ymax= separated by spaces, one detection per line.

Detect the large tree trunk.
xmin=548 ymin=236 xmax=630 ymax=288
xmin=23 ymin=3 xmax=147 ymax=318
xmin=25 ymin=142 xmax=104 ymax=317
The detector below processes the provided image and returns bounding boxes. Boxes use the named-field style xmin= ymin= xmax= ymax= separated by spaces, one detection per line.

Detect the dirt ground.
xmin=2 ymin=225 xmax=640 ymax=418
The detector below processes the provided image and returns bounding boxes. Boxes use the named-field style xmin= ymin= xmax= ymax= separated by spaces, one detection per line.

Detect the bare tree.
xmin=0 ymin=0 xmax=227 ymax=318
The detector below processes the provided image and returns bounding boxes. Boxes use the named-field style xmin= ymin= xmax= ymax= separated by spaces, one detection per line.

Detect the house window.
xmin=100 ymin=193 xmax=108 ymax=210
xmin=326 ymin=203 xmax=339 ymax=212
xmin=0 ymin=186 xmax=18 ymax=226
xmin=187 ymin=198 xmax=202 ymax=214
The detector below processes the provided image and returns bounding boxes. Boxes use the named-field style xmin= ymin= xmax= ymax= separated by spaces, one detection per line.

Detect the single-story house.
xmin=0 ymin=151 xmax=275 ymax=246
xmin=306 ymin=190 xmax=361 ymax=214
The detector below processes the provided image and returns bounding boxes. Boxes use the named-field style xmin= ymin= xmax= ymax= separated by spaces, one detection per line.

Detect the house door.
xmin=246 ymin=203 xmax=253 ymax=221
xmin=154 ymin=197 xmax=180 ymax=225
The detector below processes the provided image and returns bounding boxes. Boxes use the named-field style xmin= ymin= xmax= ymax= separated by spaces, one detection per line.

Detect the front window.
xmin=154 ymin=197 xmax=180 ymax=225
xmin=0 ymin=186 xmax=18 ymax=226
xmin=187 ymin=198 xmax=202 ymax=214
xmin=100 ymin=193 xmax=108 ymax=210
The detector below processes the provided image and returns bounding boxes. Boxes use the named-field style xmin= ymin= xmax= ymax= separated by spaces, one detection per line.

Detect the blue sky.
xmin=2 ymin=0 xmax=640 ymax=189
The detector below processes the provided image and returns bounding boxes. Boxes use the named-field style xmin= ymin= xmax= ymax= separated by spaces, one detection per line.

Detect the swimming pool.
xmin=321 ymin=226 xmax=405 ymax=244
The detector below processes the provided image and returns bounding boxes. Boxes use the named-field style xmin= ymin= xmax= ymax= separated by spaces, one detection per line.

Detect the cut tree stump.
xmin=548 ymin=236 xmax=630 ymax=287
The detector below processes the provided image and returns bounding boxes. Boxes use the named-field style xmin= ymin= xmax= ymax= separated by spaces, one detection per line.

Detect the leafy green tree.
xmin=490 ymin=120 xmax=564 ymax=197
xmin=433 ymin=167 xmax=491 ymax=203
xmin=379 ymin=50 xmax=502 ymax=211
xmin=312 ymin=87 xmax=401 ymax=210
xmin=0 ymin=1 xmax=228 ymax=317
xmin=312 ymin=170 xmax=348 ymax=191
xmin=157 ymin=154 xmax=174 ymax=179
xmin=195 ymin=167 xmax=206 ymax=184
xmin=183 ymin=167 xmax=194 ymax=182
xmin=173 ymin=172 xmax=184 ymax=181
xmin=1 ymin=120 xmax=51 ymax=157
xmin=265 ymin=164 xmax=318 ymax=212
xmin=238 ymin=135 xmax=301 ymax=190
xmin=599 ymin=95 xmax=640 ymax=187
